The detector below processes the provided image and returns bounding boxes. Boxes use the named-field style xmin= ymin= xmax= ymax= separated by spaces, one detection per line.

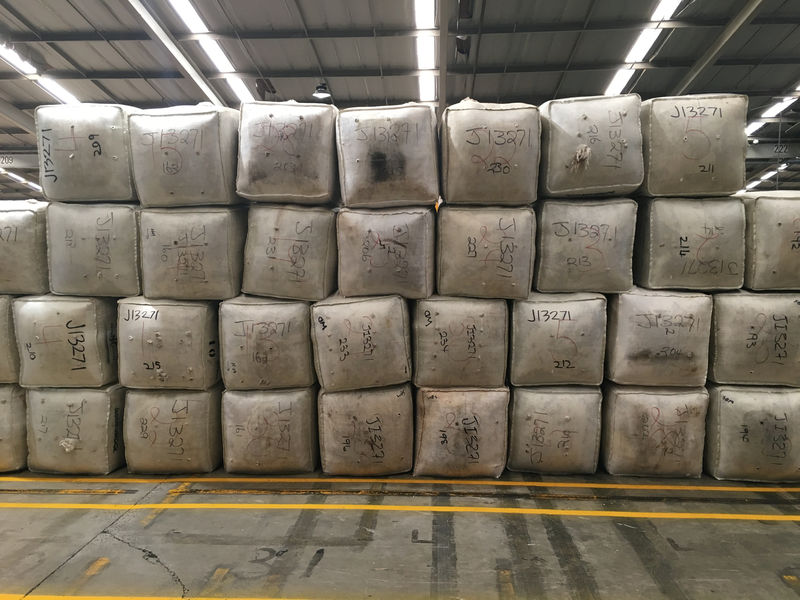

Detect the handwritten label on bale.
xmin=26 ymin=385 xmax=124 ymax=475
xmin=507 ymin=386 xmax=601 ymax=474
xmin=222 ymin=388 xmax=318 ymax=474
xmin=318 ymin=384 xmax=413 ymax=476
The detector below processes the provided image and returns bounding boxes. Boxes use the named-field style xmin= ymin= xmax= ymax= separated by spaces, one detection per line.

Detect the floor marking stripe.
xmin=0 ymin=501 xmax=797 ymax=521
xmin=0 ymin=475 xmax=797 ymax=493
xmin=0 ymin=596 xmax=311 ymax=600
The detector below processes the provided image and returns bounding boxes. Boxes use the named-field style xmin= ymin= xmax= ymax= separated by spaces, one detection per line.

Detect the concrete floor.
xmin=0 ymin=472 xmax=798 ymax=600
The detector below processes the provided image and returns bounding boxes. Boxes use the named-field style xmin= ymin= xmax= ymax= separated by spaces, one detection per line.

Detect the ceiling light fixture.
xmin=312 ymin=82 xmax=332 ymax=100
xmin=414 ymin=0 xmax=437 ymax=102
xmin=0 ymin=44 xmax=37 ymax=75
xmin=760 ymin=170 xmax=777 ymax=180
xmin=0 ymin=40 xmax=80 ymax=103
xmin=37 ymin=77 xmax=80 ymax=104
xmin=745 ymin=180 xmax=761 ymax=189
xmin=0 ymin=168 xmax=43 ymax=192
xmin=604 ymin=0 xmax=682 ymax=96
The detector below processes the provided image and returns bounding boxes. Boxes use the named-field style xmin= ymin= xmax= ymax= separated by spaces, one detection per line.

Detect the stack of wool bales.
xmin=114 ymin=103 xmax=242 ymax=474
xmin=223 ymin=100 xmax=339 ymax=474
xmin=11 ymin=104 xmax=137 ymax=475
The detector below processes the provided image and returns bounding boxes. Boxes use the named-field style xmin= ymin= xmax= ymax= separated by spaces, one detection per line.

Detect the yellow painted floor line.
xmin=0 ymin=475 xmax=797 ymax=493
xmin=0 ymin=596 xmax=313 ymax=600
xmin=0 ymin=501 xmax=797 ymax=521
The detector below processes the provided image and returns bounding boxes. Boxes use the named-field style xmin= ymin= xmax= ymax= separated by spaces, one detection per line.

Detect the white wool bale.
xmin=0 ymin=385 xmax=26 ymax=472
xmin=709 ymin=292 xmax=800 ymax=386
xmin=413 ymin=387 xmax=509 ymax=478
xmin=539 ymin=94 xmax=643 ymax=197
xmin=139 ymin=207 xmax=246 ymax=300
xmin=242 ymin=205 xmax=337 ymax=301
xmin=507 ymin=386 xmax=602 ymax=474
xmin=0 ymin=296 xmax=19 ymax=383
xmin=129 ymin=104 xmax=239 ymax=207
xmin=310 ymin=294 xmax=411 ymax=392
xmin=743 ymin=194 xmax=800 ymax=290
xmin=602 ymin=384 xmax=709 ymax=477
xmin=510 ymin=292 xmax=606 ymax=386
xmin=219 ymin=295 xmax=315 ymax=390
xmin=34 ymin=103 xmax=136 ymax=202
xmin=318 ymin=384 xmax=413 ymax=475
xmin=535 ymin=198 xmax=637 ymax=293
xmin=222 ymin=388 xmax=318 ymax=474
xmin=13 ymin=295 xmax=117 ymax=388
xmin=441 ymin=98 xmax=541 ymax=205
xmin=437 ymin=206 xmax=536 ymax=299
xmin=337 ymin=208 xmax=434 ymax=298
xmin=0 ymin=200 xmax=48 ymax=294
xmin=706 ymin=385 xmax=800 ymax=481
xmin=641 ymin=94 xmax=747 ymax=197
xmin=336 ymin=103 xmax=439 ymax=207
xmin=26 ymin=385 xmax=124 ymax=474
xmin=118 ymin=297 xmax=219 ymax=390
xmin=606 ymin=288 xmax=712 ymax=387
xmin=46 ymin=203 xmax=140 ymax=297
xmin=636 ymin=197 xmax=745 ymax=290
xmin=123 ymin=386 xmax=222 ymax=474
xmin=413 ymin=296 xmax=507 ymax=387
xmin=237 ymin=101 xmax=338 ymax=204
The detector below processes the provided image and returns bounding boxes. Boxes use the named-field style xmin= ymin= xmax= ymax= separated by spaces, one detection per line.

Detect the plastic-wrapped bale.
xmin=636 ymin=197 xmax=745 ymax=290
xmin=46 ymin=203 xmax=140 ymax=297
xmin=507 ymin=386 xmax=601 ymax=474
xmin=140 ymin=207 xmax=246 ymax=300
xmin=441 ymin=98 xmax=541 ymax=205
xmin=413 ymin=387 xmax=509 ymax=478
xmin=310 ymin=294 xmax=411 ymax=392
xmin=318 ymin=384 xmax=413 ymax=475
xmin=413 ymin=296 xmax=507 ymax=387
xmin=129 ymin=105 xmax=238 ymax=207
xmin=535 ymin=198 xmax=637 ymax=293
xmin=706 ymin=385 xmax=800 ymax=481
xmin=437 ymin=206 xmax=536 ymax=299
xmin=0 ymin=385 xmax=26 ymax=472
xmin=337 ymin=208 xmax=434 ymax=298
xmin=0 ymin=296 xmax=19 ymax=383
xmin=640 ymin=94 xmax=747 ymax=197
xmin=539 ymin=94 xmax=643 ymax=197
xmin=743 ymin=194 xmax=800 ymax=290
xmin=0 ymin=200 xmax=48 ymax=294
xmin=35 ymin=103 xmax=136 ymax=202
xmin=237 ymin=101 xmax=338 ymax=204
xmin=222 ymin=388 xmax=317 ymax=474
xmin=602 ymin=384 xmax=709 ymax=477
xmin=242 ymin=205 xmax=337 ymax=301
xmin=13 ymin=295 xmax=117 ymax=388
xmin=219 ymin=296 xmax=315 ymax=390
xmin=510 ymin=293 xmax=606 ymax=386
xmin=123 ymin=386 xmax=222 ymax=474
xmin=118 ymin=297 xmax=219 ymax=390
xmin=26 ymin=385 xmax=124 ymax=474
xmin=606 ymin=288 xmax=712 ymax=387
xmin=709 ymin=292 xmax=800 ymax=386
xmin=336 ymin=103 xmax=439 ymax=207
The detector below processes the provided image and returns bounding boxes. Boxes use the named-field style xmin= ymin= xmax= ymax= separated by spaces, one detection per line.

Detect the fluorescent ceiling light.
xmin=0 ymin=168 xmax=42 ymax=192
xmin=199 ymin=38 xmax=235 ymax=72
xmin=419 ymin=71 xmax=436 ymax=102
xmin=651 ymin=0 xmax=683 ymax=21
xmin=625 ymin=28 xmax=661 ymax=63
xmin=416 ymin=35 xmax=435 ymax=70
xmin=5 ymin=171 xmax=25 ymax=183
xmin=760 ymin=170 xmax=777 ymax=180
xmin=414 ymin=0 xmax=435 ymax=29
xmin=225 ymin=76 xmax=254 ymax=103
xmin=745 ymin=122 xmax=765 ymax=136
xmin=745 ymin=180 xmax=761 ymax=189
xmin=26 ymin=180 xmax=42 ymax=191
xmin=37 ymin=77 xmax=79 ymax=103
xmin=168 ymin=0 xmax=208 ymax=33
xmin=779 ymin=162 xmax=789 ymax=171
xmin=605 ymin=69 xmax=635 ymax=96
xmin=0 ymin=44 xmax=37 ymax=74
xmin=761 ymin=97 xmax=796 ymax=118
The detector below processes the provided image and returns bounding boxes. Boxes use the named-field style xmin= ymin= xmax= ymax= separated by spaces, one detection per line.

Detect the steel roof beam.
xmin=0 ymin=99 xmax=35 ymax=134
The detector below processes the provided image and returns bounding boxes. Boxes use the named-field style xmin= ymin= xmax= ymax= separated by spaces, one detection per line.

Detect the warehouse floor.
xmin=0 ymin=472 xmax=798 ymax=600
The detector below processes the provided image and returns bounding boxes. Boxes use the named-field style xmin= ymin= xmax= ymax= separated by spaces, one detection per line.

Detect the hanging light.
xmin=313 ymin=82 xmax=331 ymax=100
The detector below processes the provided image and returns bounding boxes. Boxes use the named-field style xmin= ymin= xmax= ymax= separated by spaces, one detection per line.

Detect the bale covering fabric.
xmin=743 ymin=194 xmax=800 ymax=290
xmin=0 ymin=200 xmax=49 ymax=294
xmin=221 ymin=388 xmax=318 ymax=474
xmin=0 ymin=296 xmax=19 ymax=383
xmin=0 ymin=385 xmax=26 ymax=472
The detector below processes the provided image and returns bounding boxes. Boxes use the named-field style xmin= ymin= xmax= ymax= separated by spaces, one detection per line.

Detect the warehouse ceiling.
xmin=0 ymin=0 xmax=799 ymax=198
